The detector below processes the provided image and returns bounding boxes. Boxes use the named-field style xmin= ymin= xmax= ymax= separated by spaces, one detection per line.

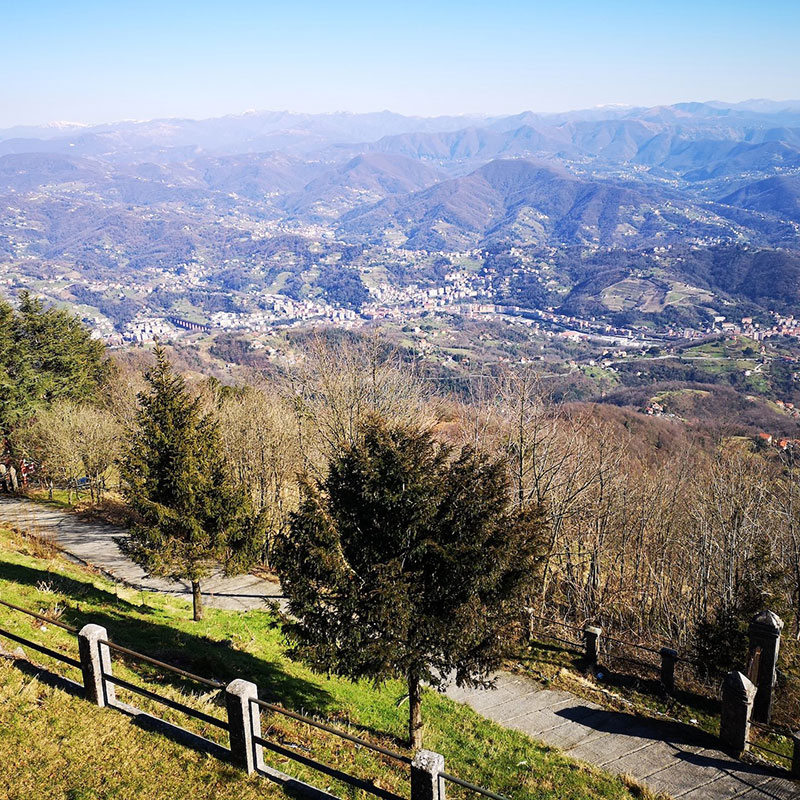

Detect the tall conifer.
xmin=121 ymin=347 xmax=264 ymax=620
xmin=0 ymin=292 xmax=108 ymax=432
xmin=273 ymin=415 xmax=545 ymax=749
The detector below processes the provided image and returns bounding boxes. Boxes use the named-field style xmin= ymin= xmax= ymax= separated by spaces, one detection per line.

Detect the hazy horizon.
xmin=5 ymin=98 xmax=800 ymax=133
xmin=4 ymin=0 xmax=798 ymax=128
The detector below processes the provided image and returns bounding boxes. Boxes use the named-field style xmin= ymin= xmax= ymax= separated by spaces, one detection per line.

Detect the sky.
xmin=3 ymin=0 xmax=799 ymax=127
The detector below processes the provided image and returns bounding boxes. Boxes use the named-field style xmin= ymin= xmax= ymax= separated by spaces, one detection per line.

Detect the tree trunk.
xmin=408 ymin=673 xmax=423 ymax=751
xmin=192 ymin=580 xmax=203 ymax=621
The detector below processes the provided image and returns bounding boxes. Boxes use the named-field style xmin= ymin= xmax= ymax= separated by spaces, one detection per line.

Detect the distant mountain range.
xmin=1 ymin=101 xmax=800 ymax=324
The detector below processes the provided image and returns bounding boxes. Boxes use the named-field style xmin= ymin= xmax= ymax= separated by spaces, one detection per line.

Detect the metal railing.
xmin=98 ymin=638 xmax=225 ymax=689
xmin=251 ymin=696 xmax=411 ymax=764
xmin=749 ymin=720 xmax=795 ymax=765
xmin=524 ymin=610 xmax=705 ymax=691
xmin=0 ymin=596 xmax=81 ymax=669
xmin=100 ymin=668 xmax=229 ymax=730
xmin=93 ymin=636 xmax=229 ymax=731
xmin=250 ymin=696 xmax=409 ymax=800
xmin=440 ymin=771 xmax=513 ymax=800
xmin=0 ymin=596 xmax=78 ymax=632
xmin=526 ymin=610 xmax=694 ymax=666
xmin=0 ymin=595 xmax=514 ymax=799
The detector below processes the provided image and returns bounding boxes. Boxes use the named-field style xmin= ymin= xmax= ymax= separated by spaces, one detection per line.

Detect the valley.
xmin=1 ymin=101 xmax=799 ymax=360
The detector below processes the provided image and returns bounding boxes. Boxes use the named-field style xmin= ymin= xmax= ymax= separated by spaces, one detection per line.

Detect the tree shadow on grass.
xmin=4 ymin=653 xmax=85 ymax=698
xmin=0 ymin=560 xmax=333 ymax=716
xmin=596 ymin=661 xmax=722 ymax=723
xmin=4 ymin=657 xmax=341 ymax=800
xmin=517 ymin=640 xmax=586 ymax=671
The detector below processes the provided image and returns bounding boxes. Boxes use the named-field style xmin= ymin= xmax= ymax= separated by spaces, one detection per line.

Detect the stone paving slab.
xmin=735 ymin=779 xmax=800 ymax=799
xmin=569 ymin=724 xmax=655 ymax=764
xmin=644 ymin=752 xmax=732 ymax=797
xmin=675 ymin=769 xmax=775 ymax=799
xmin=602 ymin=740 xmax=684 ymax=778
xmin=478 ymin=689 xmax=576 ymax=722
xmin=447 ymin=675 xmax=799 ymax=799
xmin=494 ymin=699 xmax=579 ymax=732
xmin=534 ymin=710 xmax=614 ymax=750
xmin=462 ymin=685 xmax=526 ymax=712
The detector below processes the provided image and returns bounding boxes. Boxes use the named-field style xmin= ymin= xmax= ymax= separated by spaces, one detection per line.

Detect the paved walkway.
xmin=0 ymin=496 xmax=283 ymax=611
xmin=447 ymin=673 xmax=799 ymax=798
xmin=1 ymin=495 xmax=797 ymax=797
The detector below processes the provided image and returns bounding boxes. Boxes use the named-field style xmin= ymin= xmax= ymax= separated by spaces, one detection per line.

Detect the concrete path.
xmin=447 ymin=673 xmax=799 ymax=798
xmin=2 ymin=496 xmax=797 ymax=797
xmin=0 ymin=496 xmax=283 ymax=611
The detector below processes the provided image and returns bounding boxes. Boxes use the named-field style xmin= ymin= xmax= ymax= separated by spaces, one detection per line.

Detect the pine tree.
xmin=273 ymin=416 xmax=545 ymax=750
xmin=0 ymin=292 xmax=108 ymax=433
xmin=120 ymin=347 xmax=265 ymax=620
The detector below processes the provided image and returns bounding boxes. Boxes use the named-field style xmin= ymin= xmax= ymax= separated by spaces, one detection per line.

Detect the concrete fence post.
xmin=583 ymin=624 xmax=602 ymax=667
xmin=77 ymin=624 xmax=115 ymax=707
xmin=791 ymin=730 xmax=800 ymax=778
xmin=720 ymin=671 xmax=757 ymax=757
xmin=411 ymin=749 xmax=445 ymax=800
xmin=659 ymin=647 xmax=678 ymax=694
xmin=225 ymin=679 xmax=262 ymax=775
xmin=747 ymin=610 xmax=783 ymax=724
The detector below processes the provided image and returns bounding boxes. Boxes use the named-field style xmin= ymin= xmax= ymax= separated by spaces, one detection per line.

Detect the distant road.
xmin=0 ymin=496 xmax=283 ymax=611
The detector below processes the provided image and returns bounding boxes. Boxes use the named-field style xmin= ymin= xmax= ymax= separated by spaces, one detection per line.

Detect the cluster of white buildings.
xmin=123 ymin=317 xmax=175 ymax=343
xmin=687 ymin=314 xmax=800 ymax=342
xmin=366 ymin=271 xmax=485 ymax=314
xmin=209 ymin=295 xmax=357 ymax=332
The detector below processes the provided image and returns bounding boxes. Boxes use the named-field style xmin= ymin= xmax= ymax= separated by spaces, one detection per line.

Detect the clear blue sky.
xmin=3 ymin=0 xmax=798 ymax=126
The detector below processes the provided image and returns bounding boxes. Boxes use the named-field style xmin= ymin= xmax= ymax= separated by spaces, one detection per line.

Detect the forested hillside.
xmin=4 ymin=307 xmax=800 ymax=728
xmin=2 ymin=101 xmax=800 ymax=331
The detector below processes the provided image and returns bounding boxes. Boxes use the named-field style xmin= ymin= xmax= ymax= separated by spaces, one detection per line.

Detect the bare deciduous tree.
xmin=14 ymin=402 xmax=120 ymax=502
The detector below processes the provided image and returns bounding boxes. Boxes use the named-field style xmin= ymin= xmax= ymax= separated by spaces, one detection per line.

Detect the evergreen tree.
xmin=120 ymin=347 xmax=265 ymax=620
xmin=0 ymin=292 xmax=108 ymax=432
xmin=273 ymin=416 xmax=545 ymax=749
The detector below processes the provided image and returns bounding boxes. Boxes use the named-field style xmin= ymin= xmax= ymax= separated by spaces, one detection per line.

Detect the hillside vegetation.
xmin=4 ymin=101 xmax=800 ymax=331
xmin=0 ymin=527 xmax=655 ymax=800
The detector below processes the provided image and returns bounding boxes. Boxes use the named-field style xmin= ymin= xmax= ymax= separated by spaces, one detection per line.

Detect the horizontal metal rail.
xmin=440 ymin=770 xmax=513 ymax=800
xmin=251 ymin=697 xmax=412 ymax=764
xmin=602 ymin=649 xmax=659 ymax=672
xmin=749 ymin=740 xmax=792 ymax=762
xmin=527 ymin=612 xmax=585 ymax=633
xmin=102 ymin=671 xmax=229 ymax=730
xmin=528 ymin=610 xmax=700 ymax=667
xmin=252 ymin=734 xmax=405 ymax=800
xmin=529 ymin=630 xmax=584 ymax=650
xmin=0 ymin=626 xmax=81 ymax=669
xmin=603 ymin=633 xmax=661 ymax=657
xmin=751 ymin=719 xmax=795 ymax=739
xmin=0 ymin=597 xmax=78 ymax=632
xmin=98 ymin=639 xmax=225 ymax=690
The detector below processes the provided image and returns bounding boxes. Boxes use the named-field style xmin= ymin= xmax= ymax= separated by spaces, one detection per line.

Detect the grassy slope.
xmin=0 ymin=527 xmax=658 ymax=800
xmin=0 ymin=662 xmax=270 ymax=800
